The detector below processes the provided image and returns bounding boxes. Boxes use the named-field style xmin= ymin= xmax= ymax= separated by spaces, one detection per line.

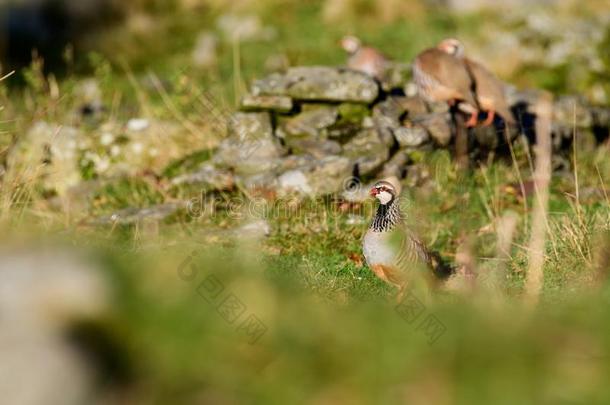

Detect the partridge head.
xmin=437 ymin=38 xmax=465 ymax=58
xmin=369 ymin=180 xmax=399 ymax=206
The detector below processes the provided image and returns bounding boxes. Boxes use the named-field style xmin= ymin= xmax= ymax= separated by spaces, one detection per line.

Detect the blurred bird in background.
xmin=341 ymin=35 xmax=388 ymax=81
xmin=412 ymin=41 xmax=480 ymax=127
xmin=363 ymin=177 xmax=452 ymax=301
xmin=437 ymin=38 xmax=515 ymax=126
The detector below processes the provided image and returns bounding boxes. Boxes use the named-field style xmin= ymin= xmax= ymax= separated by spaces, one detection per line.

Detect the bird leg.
xmin=482 ymin=110 xmax=495 ymax=126
xmin=453 ymin=112 xmax=470 ymax=170
xmin=465 ymin=110 xmax=478 ymax=127
xmin=370 ymin=264 xmax=390 ymax=283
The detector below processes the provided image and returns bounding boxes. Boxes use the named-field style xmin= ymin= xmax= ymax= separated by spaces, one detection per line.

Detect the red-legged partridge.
xmin=437 ymin=38 xmax=515 ymax=126
xmin=341 ymin=35 xmax=388 ymax=80
xmin=412 ymin=43 xmax=479 ymax=127
xmin=363 ymin=179 xmax=450 ymax=299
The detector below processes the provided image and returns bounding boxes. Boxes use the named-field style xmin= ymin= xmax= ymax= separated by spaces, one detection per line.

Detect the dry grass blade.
xmin=447 ymin=235 xmax=477 ymax=293
xmin=593 ymin=231 xmax=610 ymax=287
xmin=0 ymin=71 xmax=15 ymax=82
xmin=505 ymin=123 xmax=529 ymax=227
xmin=524 ymin=92 xmax=553 ymax=305
xmin=493 ymin=210 xmax=519 ymax=287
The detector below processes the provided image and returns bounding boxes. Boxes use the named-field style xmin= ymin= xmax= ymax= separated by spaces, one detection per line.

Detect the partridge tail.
xmin=428 ymin=251 xmax=455 ymax=279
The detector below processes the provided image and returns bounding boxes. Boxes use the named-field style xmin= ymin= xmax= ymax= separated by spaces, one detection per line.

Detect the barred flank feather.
xmin=412 ymin=59 xmax=440 ymax=103
xmin=369 ymin=198 xmax=453 ymax=278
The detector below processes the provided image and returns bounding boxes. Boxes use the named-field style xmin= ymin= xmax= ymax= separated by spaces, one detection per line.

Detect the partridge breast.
xmin=363 ymin=229 xmax=397 ymax=267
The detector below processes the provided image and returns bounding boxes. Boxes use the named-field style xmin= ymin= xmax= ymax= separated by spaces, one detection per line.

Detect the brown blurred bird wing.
xmin=465 ymin=58 xmax=515 ymax=124
xmin=414 ymin=48 xmax=478 ymax=108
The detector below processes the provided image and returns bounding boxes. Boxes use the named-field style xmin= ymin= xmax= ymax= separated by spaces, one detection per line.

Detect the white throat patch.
xmin=376 ymin=191 xmax=393 ymax=205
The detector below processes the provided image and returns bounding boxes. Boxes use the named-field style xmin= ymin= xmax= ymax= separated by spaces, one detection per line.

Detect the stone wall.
xmin=212 ymin=65 xmax=610 ymax=198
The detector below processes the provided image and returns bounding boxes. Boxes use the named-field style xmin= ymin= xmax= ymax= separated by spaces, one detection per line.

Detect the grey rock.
xmin=171 ymin=163 xmax=234 ymax=191
xmin=216 ymin=112 xmax=283 ymax=175
xmin=238 ymin=172 xmax=278 ymax=191
xmin=362 ymin=116 xmax=376 ymax=128
xmin=280 ymin=106 xmax=338 ymax=139
xmin=286 ymin=139 xmax=342 ymax=159
xmin=277 ymin=155 xmax=352 ymax=197
xmin=240 ymin=94 xmax=293 ymax=112
xmin=278 ymin=170 xmax=313 ymax=195
xmin=380 ymin=151 xmax=410 ymax=179
xmin=427 ymin=101 xmax=450 ymax=114
xmin=417 ymin=113 xmax=453 ymax=147
xmin=303 ymin=155 xmax=353 ymax=196
xmin=380 ymin=62 xmax=412 ymax=92
xmin=214 ymin=137 xmax=283 ymax=175
xmin=342 ymin=128 xmax=389 ymax=176
xmin=235 ymin=155 xmax=317 ymax=193
xmin=505 ymin=88 xmax=544 ymax=113
xmin=91 ymin=202 xmax=184 ymax=225
xmin=341 ymin=180 xmax=376 ymax=203
xmin=327 ymin=124 xmax=362 ymax=143
xmin=373 ymin=97 xmax=406 ymax=121
xmin=373 ymin=96 xmax=433 ymax=148
xmin=394 ymin=125 xmax=429 ymax=148
xmin=553 ymin=95 xmax=592 ymax=128
xmin=227 ymin=111 xmax=273 ymax=141
xmin=400 ymin=96 xmax=429 ymax=117
xmin=372 ymin=97 xmax=406 ymax=147
xmin=276 ymin=154 xmax=317 ymax=171
xmin=251 ymin=66 xmax=379 ymax=103
xmin=405 ymin=163 xmax=432 ymax=188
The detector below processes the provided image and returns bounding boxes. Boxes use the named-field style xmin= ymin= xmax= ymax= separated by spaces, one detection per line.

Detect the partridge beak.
xmin=370 ymin=187 xmax=379 ymax=197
